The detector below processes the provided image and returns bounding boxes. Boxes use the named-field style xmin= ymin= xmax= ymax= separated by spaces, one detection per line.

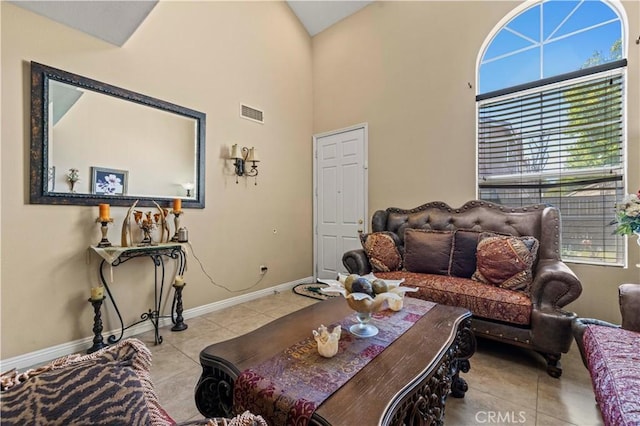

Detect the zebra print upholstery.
xmin=1 ymin=339 xmax=173 ymax=426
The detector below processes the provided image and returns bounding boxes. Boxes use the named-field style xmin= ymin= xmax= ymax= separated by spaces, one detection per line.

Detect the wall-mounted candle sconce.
xmin=231 ymin=144 xmax=260 ymax=185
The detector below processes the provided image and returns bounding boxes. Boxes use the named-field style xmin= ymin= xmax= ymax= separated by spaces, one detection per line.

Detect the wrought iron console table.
xmin=89 ymin=243 xmax=188 ymax=353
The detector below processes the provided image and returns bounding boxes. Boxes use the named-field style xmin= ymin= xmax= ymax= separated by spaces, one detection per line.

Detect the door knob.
xmin=358 ymin=219 xmax=363 ymax=224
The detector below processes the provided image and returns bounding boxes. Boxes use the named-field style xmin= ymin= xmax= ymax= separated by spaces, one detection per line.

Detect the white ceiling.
xmin=9 ymin=0 xmax=372 ymax=46
xmin=287 ymin=1 xmax=372 ymax=36
xmin=10 ymin=0 xmax=158 ymax=46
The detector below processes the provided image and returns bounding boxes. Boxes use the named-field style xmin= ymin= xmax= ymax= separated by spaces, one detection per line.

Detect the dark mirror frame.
xmin=30 ymin=61 xmax=206 ymax=208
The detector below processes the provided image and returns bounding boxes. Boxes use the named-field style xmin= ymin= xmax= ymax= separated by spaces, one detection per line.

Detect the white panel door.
xmin=314 ymin=124 xmax=367 ymax=280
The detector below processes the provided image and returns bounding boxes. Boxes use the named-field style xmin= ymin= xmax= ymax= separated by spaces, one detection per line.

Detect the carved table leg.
xmin=385 ymin=316 xmax=477 ymax=426
xmin=450 ymin=359 xmax=470 ymax=398
xmin=195 ymin=365 xmax=236 ymax=418
xmin=409 ymin=363 xmax=450 ymax=425
xmin=450 ymin=318 xmax=476 ymax=398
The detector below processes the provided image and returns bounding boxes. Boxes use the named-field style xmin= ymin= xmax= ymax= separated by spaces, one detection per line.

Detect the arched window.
xmin=476 ymin=0 xmax=627 ymax=265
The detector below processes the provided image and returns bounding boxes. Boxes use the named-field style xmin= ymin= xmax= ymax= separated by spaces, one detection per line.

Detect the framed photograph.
xmin=91 ymin=167 xmax=128 ymax=195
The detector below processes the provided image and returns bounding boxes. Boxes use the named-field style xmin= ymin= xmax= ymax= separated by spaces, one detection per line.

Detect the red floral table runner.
xmin=233 ymin=298 xmax=436 ymax=426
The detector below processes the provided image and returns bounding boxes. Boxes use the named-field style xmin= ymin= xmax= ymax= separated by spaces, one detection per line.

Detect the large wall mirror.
xmin=30 ymin=61 xmax=206 ymax=208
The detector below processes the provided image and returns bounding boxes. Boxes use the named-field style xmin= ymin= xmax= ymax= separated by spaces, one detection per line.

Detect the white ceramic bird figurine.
xmin=312 ymin=324 xmax=341 ymax=358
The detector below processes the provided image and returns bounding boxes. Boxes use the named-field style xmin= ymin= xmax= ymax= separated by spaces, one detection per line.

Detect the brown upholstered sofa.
xmin=343 ymin=200 xmax=582 ymax=377
xmin=572 ymin=284 xmax=640 ymax=425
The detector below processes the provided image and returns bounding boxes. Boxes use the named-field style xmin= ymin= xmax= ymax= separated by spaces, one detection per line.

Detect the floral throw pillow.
xmin=472 ymin=234 xmax=539 ymax=293
xmin=360 ymin=232 xmax=403 ymax=272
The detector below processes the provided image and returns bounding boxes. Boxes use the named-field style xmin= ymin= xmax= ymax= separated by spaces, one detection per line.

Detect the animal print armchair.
xmin=0 ymin=339 xmax=266 ymax=426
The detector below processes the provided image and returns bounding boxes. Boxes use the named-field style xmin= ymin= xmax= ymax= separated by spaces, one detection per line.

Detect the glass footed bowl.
xmin=344 ymin=292 xmax=402 ymax=338
xmin=345 ymin=292 xmax=397 ymax=313
xmin=320 ymin=279 xmax=418 ymax=338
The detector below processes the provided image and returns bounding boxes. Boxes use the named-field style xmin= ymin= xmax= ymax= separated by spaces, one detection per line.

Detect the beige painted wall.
xmin=0 ymin=4 xmax=3 ymax=349
xmin=312 ymin=1 xmax=640 ymax=324
xmin=1 ymin=1 xmax=313 ymax=359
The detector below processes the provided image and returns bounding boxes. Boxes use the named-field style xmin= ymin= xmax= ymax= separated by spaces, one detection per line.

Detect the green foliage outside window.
xmin=564 ymin=40 xmax=623 ymax=169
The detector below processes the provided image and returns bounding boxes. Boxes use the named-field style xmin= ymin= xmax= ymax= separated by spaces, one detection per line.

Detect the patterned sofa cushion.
xmin=472 ymin=234 xmax=539 ymax=293
xmin=583 ymin=324 xmax=640 ymax=426
xmin=376 ymin=271 xmax=532 ymax=325
xmin=0 ymin=339 xmax=173 ymax=426
xmin=359 ymin=232 xmax=403 ymax=272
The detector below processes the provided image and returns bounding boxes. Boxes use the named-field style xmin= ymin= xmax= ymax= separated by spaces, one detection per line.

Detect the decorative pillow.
xmin=360 ymin=232 xmax=402 ymax=272
xmin=472 ymin=234 xmax=539 ymax=292
xmin=449 ymin=229 xmax=482 ymax=278
xmin=403 ymin=229 xmax=454 ymax=276
xmin=0 ymin=339 xmax=173 ymax=426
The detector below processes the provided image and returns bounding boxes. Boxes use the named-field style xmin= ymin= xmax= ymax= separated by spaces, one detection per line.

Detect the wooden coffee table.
xmin=195 ymin=297 xmax=475 ymax=425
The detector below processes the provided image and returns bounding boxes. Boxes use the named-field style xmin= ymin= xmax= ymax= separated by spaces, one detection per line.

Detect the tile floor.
xmin=134 ymin=291 xmax=604 ymax=426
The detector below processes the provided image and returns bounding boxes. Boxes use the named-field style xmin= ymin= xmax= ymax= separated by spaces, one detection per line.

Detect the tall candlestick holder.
xmin=171 ymin=211 xmax=183 ymax=242
xmin=96 ymin=218 xmax=114 ymax=247
xmin=171 ymin=282 xmax=188 ymax=331
xmin=87 ymin=296 xmax=107 ymax=353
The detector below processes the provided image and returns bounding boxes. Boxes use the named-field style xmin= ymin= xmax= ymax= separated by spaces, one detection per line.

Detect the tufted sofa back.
xmin=371 ymin=200 xmax=562 ymax=262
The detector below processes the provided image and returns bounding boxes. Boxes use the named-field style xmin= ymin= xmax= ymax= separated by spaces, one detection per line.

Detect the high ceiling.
xmin=288 ymin=1 xmax=372 ymax=36
xmin=10 ymin=0 xmax=373 ymax=46
xmin=9 ymin=1 xmax=158 ymax=46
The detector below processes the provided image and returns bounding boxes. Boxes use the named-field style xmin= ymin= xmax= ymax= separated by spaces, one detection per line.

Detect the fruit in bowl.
xmin=319 ymin=274 xmax=417 ymax=313
xmin=351 ymin=277 xmax=374 ymax=297
xmin=319 ymin=274 xmax=417 ymax=337
xmin=372 ymin=279 xmax=389 ymax=294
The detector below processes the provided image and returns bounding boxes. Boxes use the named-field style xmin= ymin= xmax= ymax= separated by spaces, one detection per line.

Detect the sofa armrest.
xmin=572 ymin=317 xmax=620 ymax=367
xmin=342 ymin=249 xmax=372 ymax=275
xmin=620 ymin=283 xmax=640 ymax=332
xmin=530 ymin=259 xmax=582 ymax=310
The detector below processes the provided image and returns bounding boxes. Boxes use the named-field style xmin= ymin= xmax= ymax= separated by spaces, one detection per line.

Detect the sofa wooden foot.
xmin=542 ymin=352 xmax=562 ymax=378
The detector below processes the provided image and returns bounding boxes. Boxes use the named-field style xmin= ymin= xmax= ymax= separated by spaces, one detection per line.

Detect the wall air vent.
xmin=240 ymin=103 xmax=264 ymax=124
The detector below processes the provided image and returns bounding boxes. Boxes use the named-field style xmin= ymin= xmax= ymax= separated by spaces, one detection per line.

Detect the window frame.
xmin=475 ymin=0 xmax=629 ymax=267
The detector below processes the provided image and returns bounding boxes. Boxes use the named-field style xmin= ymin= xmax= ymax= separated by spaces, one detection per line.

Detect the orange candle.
xmin=173 ymin=198 xmax=182 ymax=213
xmin=99 ymin=204 xmax=110 ymax=221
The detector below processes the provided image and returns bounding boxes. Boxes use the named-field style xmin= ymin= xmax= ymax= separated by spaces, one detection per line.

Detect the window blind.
xmin=477 ymin=67 xmax=626 ymax=265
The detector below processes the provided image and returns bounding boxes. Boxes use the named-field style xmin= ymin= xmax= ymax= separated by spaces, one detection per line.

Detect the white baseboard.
xmin=0 ymin=276 xmax=312 ymax=372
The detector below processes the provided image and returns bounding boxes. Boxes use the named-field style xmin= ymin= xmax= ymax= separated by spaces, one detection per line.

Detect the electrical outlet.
xmin=260 ymin=265 xmax=268 ymax=274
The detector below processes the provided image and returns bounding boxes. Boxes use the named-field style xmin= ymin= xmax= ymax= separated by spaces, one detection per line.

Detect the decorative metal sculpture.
xmin=135 ymin=210 xmax=156 ymax=246
xmin=120 ymin=200 xmax=169 ymax=246
xmin=152 ymin=200 xmax=171 ymax=243
xmin=120 ymin=200 xmax=139 ymax=247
